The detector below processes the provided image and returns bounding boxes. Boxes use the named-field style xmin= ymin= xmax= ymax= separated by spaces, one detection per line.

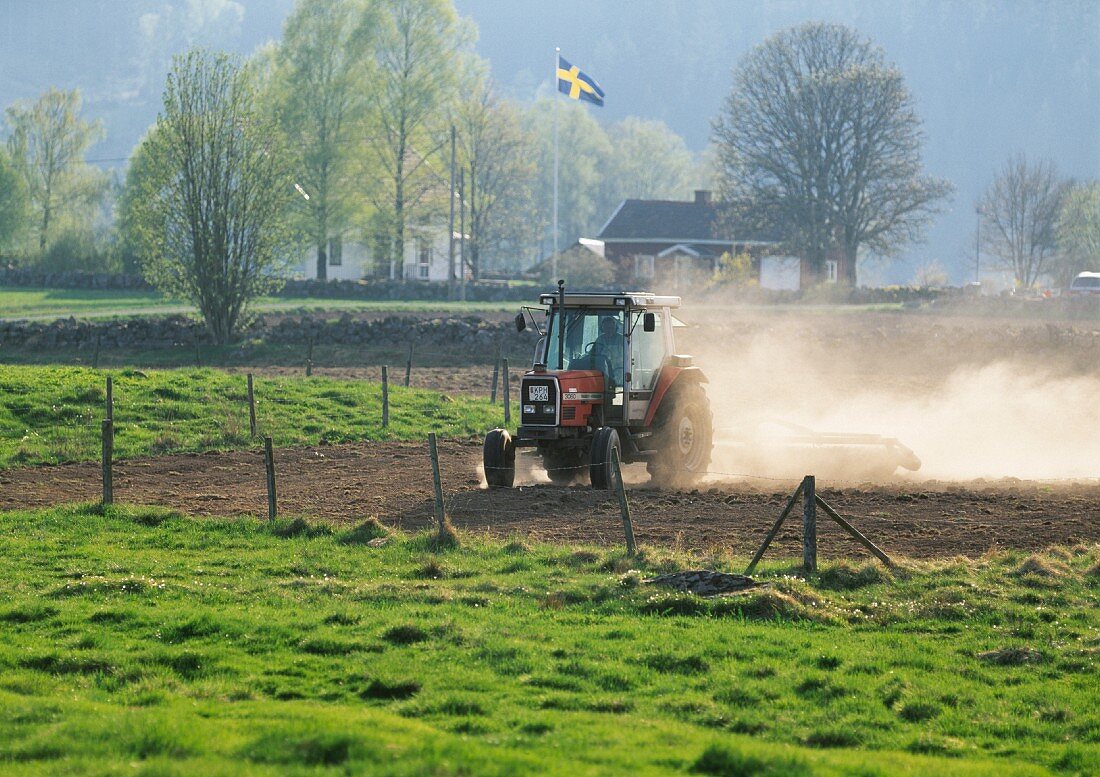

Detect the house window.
xmin=635 ymin=255 xmax=655 ymax=279
xmin=328 ymin=235 xmax=342 ymax=266
xmin=825 ymin=259 xmax=838 ymax=283
xmin=418 ymin=239 xmax=432 ymax=280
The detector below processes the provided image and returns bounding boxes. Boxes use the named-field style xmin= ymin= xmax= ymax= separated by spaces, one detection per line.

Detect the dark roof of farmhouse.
xmin=597 ymin=196 xmax=778 ymax=244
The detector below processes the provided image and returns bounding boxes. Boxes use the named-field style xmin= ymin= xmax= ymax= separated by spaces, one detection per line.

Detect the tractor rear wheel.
xmin=589 ymin=427 xmax=622 ymax=491
xmin=483 ymin=429 xmax=516 ymax=488
xmin=648 ymin=382 xmax=713 ymax=488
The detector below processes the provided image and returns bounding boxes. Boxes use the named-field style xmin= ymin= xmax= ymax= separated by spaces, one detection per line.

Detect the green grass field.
xmin=0 ymin=504 xmax=1095 ymax=775
xmin=0 ymin=287 xmax=517 ymax=320
xmin=0 ymin=366 xmax=505 ymax=468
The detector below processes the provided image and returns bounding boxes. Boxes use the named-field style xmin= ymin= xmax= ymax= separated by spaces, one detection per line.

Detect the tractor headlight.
xmin=523 ymin=404 xmax=535 ymax=414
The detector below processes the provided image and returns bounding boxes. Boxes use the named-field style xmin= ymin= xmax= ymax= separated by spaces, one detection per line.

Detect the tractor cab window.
xmin=546 ymin=308 xmax=625 ymax=399
xmin=630 ymin=309 xmax=667 ymax=390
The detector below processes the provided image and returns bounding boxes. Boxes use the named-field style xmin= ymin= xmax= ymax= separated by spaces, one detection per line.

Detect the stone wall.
xmin=0 ymin=313 xmax=537 ymax=353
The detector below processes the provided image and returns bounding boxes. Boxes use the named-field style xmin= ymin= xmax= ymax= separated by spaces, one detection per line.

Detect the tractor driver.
xmin=590 ymin=314 xmax=624 ymax=387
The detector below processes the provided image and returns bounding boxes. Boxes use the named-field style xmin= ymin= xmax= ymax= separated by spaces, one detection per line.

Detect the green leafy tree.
xmin=525 ymin=97 xmax=612 ymax=254
xmin=4 ymin=88 xmax=107 ymax=254
xmin=363 ymin=0 xmax=471 ymax=277
xmin=540 ymin=243 xmax=614 ymax=288
xmin=270 ymin=0 xmax=378 ymax=281
xmin=979 ymin=154 xmax=1068 ymax=289
xmin=126 ymin=50 xmax=294 ymax=344
xmin=603 ymin=117 xmax=696 ymax=203
xmin=713 ymin=22 xmax=952 ymax=285
xmin=0 ymin=148 xmax=29 ymax=257
xmin=1054 ymin=181 xmax=1100 ymax=287
xmin=709 ymin=251 xmax=757 ymax=289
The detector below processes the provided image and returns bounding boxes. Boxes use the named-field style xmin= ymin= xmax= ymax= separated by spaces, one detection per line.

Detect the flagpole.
xmin=552 ymin=46 xmax=560 ymax=281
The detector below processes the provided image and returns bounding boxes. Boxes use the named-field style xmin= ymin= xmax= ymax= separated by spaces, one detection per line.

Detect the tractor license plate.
xmin=529 ymin=385 xmax=549 ymax=402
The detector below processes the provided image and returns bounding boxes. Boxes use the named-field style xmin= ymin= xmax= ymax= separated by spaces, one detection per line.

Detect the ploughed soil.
xmin=2 ymin=440 xmax=1096 ymax=560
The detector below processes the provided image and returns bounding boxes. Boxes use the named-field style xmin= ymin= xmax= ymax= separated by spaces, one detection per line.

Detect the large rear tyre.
xmin=648 ymin=382 xmax=713 ymax=489
xmin=589 ymin=427 xmax=622 ymax=491
xmin=483 ymin=429 xmax=516 ymax=488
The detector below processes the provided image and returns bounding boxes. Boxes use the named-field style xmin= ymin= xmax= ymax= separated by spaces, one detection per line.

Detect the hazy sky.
xmin=2 ymin=0 xmax=1097 ymax=282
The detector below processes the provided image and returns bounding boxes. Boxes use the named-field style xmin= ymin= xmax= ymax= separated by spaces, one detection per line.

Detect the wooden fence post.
xmin=306 ymin=337 xmax=314 ymax=377
xmin=404 ymin=344 xmax=413 ymax=388
xmin=93 ymin=333 xmax=101 ymax=369
xmin=502 ymin=358 xmax=510 ymax=425
xmin=264 ymin=436 xmax=277 ymax=521
xmin=490 ymin=346 xmax=500 ymax=404
xmin=247 ymin=373 xmax=257 ymax=437
xmin=611 ymin=448 xmax=636 ymax=555
xmin=101 ymin=419 xmax=113 ymax=506
xmin=428 ymin=433 xmax=446 ymax=533
xmin=381 ymin=366 xmax=390 ymax=428
xmin=815 ymin=495 xmax=894 ymax=568
xmin=193 ymin=330 xmax=202 ymax=367
xmin=744 ymin=480 xmax=805 ymax=575
xmin=802 ymin=475 xmax=817 ymax=572
xmin=105 ymin=376 xmax=113 ymax=422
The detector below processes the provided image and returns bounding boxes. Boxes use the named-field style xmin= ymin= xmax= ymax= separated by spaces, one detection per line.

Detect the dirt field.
xmin=3 ymin=440 xmax=1096 ymax=560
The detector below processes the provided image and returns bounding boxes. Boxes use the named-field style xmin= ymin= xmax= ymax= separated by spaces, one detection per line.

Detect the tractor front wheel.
xmin=648 ymin=383 xmax=713 ymax=488
xmin=483 ymin=429 xmax=516 ymax=488
xmin=589 ymin=427 xmax=622 ymax=491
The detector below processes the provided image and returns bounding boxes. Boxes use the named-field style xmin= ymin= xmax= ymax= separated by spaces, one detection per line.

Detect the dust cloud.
xmin=691 ymin=316 xmax=1100 ymax=483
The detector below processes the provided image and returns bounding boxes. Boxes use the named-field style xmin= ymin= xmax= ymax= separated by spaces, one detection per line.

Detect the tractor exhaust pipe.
xmin=557 ymin=279 xmax=566 ymax=371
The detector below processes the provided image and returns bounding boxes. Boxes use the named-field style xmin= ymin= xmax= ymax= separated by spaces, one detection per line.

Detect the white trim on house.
xmin=595 ymin=200 xmax=627 ymax=237
xmin=601 ymin=237 xmax=775 ymax=246
xmin=657 ymin=243 xmax=701 ymax=258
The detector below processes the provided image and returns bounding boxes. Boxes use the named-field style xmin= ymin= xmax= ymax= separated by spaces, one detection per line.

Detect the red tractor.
xmin=484 ymin=283 xmax=712 ymax=490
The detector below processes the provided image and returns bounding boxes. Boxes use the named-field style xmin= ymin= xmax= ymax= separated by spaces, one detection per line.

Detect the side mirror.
xmin=642 ymin=312 xmax=656 ymax=332
xmin=514 ymin=312 xmax=526 ymax=332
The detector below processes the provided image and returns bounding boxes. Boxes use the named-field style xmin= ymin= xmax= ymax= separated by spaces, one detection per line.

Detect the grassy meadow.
xmin=0 ymin=287 xmax=517 ymax=320
xmin=0 ymin=504 xmax=1095 ymax=775
xmin=0 ymin=366 xmax=506 ymax=468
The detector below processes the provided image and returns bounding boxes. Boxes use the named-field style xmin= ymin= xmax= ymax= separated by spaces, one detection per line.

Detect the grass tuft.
xmin=691 ymin=743 xmax=811 ymax=776
xmin=976 ymin=646 xmax=1045 ymax=666
xmin=383 ymin=624 xmax=430 ymax=646
xmin=337 ymin=517 xmax=390 ymax=545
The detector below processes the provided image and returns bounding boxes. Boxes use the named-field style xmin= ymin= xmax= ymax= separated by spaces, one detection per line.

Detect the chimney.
xmin=694 ymin=189 xmax=713 ymax=205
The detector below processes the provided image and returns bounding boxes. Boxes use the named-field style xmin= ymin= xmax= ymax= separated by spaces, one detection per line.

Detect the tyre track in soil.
xmin=2 ymin=441 xmax=1097 ymax=560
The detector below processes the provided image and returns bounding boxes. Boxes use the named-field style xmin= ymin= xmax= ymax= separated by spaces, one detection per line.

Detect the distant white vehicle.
xmin=1067 ymin=271 xmax=1100 ymax=296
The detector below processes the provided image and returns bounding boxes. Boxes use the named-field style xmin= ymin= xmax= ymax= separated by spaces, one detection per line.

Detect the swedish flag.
xmin=557 ymin=55 xmax=604 ymax=107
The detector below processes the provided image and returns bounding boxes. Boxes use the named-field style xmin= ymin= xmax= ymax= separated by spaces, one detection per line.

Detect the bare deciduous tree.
xmin=979 ymin=155 xmax=1067 ymax=289
xmin=5 ymin=88 xmax=106 ymax=254
xmin=456 ymin=79 xmax=538 ymax=281
xmin=127 ymin=50 xmax=294 ymax=344
xmin=713 ymin=22 xmax=951 ymax=285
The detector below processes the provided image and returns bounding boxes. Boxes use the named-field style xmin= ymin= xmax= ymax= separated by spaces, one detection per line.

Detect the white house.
xmin=293 ymin=223 xmax=462 ymax=282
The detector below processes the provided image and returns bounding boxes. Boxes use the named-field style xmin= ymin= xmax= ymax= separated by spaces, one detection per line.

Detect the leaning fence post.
xmin=247 ymin=373 xmax=257 ymax=437
xmin=101 ymin=419 xmax=114 ymax=506
xmin=263 ymin=436 xmax=277 ymax=521
xmin=611 ymin=448 xmax=636 ymax=555
xmin=428 ymin=433 xmax=446 ymax=534
xmin=744 ymin=480 xmax=805 ymax=575
xmin=105 ymin=376 xmax=113 ymax=422
xmin=815 ymin=494 xmax=894 ymax=568
xmin=404 ymin=344 xmax=413 ymax=388
xmin=802 ymin=475 xmax=817 ymax=572
xmin=381 ymin=366 xmax=390 ymax=428
xmin=502 ymin=358 xmax=511 ymax=425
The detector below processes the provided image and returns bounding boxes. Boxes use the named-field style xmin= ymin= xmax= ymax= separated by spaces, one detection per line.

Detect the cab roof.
xmin=536 ymin=291 xmax=681 ymax=309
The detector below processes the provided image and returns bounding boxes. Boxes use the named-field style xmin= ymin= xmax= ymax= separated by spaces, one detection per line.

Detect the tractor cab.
xmin=484 ymin=283 xmax=713 ymax=490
